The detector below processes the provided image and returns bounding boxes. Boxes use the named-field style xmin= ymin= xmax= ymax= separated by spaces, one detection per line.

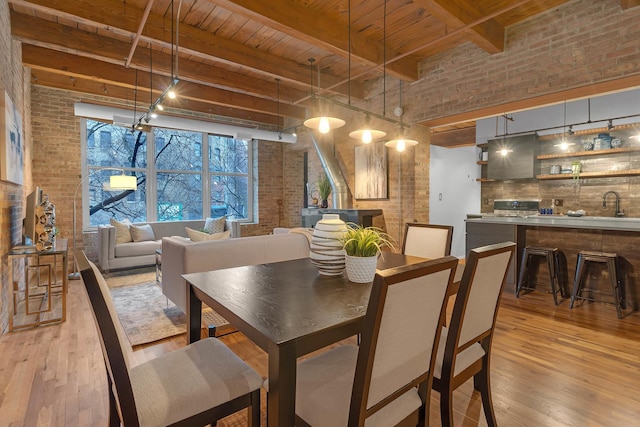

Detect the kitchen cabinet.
xmin=465 ymin=222 xmax=524 ymax=286
xmin=487 ymin=134 xmax=540 ymax=180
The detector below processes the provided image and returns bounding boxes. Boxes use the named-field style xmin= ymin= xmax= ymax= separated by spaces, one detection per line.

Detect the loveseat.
xmin=97 ymin=219 xmax=240 ymax=273
xmin=162 ymin=230 xmax=311 ymax=313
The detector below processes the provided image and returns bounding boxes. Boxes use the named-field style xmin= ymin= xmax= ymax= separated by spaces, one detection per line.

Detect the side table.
xmin=8 ymin=238 xmax=68 ymax=331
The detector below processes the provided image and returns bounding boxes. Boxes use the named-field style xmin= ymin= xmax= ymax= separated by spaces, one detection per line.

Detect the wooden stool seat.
xmin=570 ymin=251 xmax=624 ymax=318
xmin=516 ymin=246 xmax=564 ymax=305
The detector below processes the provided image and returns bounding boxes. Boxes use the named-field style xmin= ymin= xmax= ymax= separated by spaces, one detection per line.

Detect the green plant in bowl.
xmin=340 ymin=223 xmax=395 ymax=257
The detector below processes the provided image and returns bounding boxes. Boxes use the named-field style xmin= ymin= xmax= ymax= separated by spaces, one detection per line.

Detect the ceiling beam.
xmin=620 ymin=0 xmax=640 ymax=9
xmin=418 ymin=75 xmax=640 ymax=128
xmin=417 ymin=0 xmax=504 ymax=53
xmin=22 ymin=45 xmax=306 ymax=120
xmin=8 ymin=0 xmax=362 ymax=99
xmin=209 ymin=0 xmax=420 ymax=82
xmin=30 ymin=70 xmax=283 ymax=125
xmin=429 ymin=126 xmax=476 ymax=148
xmin=10 ymin=11 xmax=310 ymax=102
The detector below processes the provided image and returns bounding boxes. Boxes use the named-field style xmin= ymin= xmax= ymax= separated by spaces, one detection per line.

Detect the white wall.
xmin=429 ymin=145 xmax=481 ymax=258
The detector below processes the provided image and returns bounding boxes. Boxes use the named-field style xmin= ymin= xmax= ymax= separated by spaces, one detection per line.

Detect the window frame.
xmin=80 ymin=118 xmax=255 ymax=229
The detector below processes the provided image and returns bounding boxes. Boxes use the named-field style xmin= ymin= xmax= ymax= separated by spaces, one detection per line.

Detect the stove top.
xmin=492 ymin=199 xmax=540 ymax=217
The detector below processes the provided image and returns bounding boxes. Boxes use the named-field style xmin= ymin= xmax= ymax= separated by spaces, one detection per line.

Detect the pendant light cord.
xmin=383 ymin=0 xmax=387 ymax=116
xmin=348 ymin=0 xmax=351 ymax=105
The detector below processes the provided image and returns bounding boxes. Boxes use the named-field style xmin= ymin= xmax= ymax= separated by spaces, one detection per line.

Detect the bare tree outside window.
xmin=84 ymin=119 xmax=252 ymax=227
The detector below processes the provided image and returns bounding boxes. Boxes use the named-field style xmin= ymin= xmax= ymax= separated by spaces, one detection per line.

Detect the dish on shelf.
xmin=567 ymin=209 xmax=586 ymax=217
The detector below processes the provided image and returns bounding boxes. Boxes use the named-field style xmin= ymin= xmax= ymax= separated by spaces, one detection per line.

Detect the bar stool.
xmin=516 ymin=246 xmax=564 ymax=305
xmin=570 ymin=251 xmax=624 ymax=319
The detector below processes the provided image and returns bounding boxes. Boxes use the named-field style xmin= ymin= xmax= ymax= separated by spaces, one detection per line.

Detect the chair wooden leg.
xmin=439 ymin=387 xmax=455 ymax=427
xmin=107 ymin=375 xmax=120 ymax=427
xmin=473 ymin=364 xmax=497 ymax=427
xmin=250 ymin=389 xmax=260 ymax=427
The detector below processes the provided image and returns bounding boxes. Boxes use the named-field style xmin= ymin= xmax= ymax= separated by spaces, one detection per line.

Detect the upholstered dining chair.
xmin=76 ymin=251 xmax=262 ymax=427
xmin=402 ymin=223 xmax=454 ymax=259
xmin=432 ymin=241 xmax=516 ymax=427
xmin=295 ymin=255 xmax=459 ymax=427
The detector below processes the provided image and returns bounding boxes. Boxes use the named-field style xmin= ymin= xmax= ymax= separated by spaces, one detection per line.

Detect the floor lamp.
xmin=68 ymin=168 xmax=137 ymax=280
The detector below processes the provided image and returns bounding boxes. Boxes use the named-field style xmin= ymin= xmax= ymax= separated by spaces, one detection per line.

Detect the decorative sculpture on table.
xmin=34 ymin=194 xmax=56 ymax=251
xmin=310 ymin=214 xmax=347 ymax=275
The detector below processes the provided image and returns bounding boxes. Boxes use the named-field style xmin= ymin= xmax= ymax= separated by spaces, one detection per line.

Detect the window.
xmin=82 ymin=119 xmax=254 ymax=228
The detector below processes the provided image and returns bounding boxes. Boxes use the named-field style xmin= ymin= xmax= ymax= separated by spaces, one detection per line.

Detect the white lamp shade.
xmin=304 ymin=116 xmax=346 ymax=134
xmin=349 ymin=128 xmax=387 ymax=143
xmin=385 ymin=138 xmax=419 ymax=152
xmin=109 ymin=174 xmax=137 ymax=190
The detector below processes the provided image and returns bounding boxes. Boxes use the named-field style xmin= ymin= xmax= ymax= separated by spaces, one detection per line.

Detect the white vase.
xmin=345 ymin=254 xmax=378 ymax=283
xmin=310 ymin=214 xmax=347 ymax=276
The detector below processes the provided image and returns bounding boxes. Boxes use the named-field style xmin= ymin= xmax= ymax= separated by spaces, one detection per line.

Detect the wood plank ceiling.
xmin=9 ymin=0 xmax=578 ymax=138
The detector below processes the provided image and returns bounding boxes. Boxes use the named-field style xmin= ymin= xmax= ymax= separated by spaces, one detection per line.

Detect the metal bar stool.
xmin=516 ymin=246 xmax=564 ymax=305
xmin=570 ymin=251 xmax=624 ymax=318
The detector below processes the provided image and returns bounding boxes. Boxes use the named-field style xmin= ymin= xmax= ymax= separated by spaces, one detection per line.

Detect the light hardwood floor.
xmin=1 ymin=277 xmax=640 ymax=426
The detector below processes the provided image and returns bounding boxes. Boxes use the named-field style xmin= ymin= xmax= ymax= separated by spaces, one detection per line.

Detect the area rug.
xmin=107 ymin=271 xmax=234 ymax=347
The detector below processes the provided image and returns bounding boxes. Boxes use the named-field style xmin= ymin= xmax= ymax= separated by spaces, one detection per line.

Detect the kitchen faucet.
xmin=603 ymin=190 xmax=625 ymax=217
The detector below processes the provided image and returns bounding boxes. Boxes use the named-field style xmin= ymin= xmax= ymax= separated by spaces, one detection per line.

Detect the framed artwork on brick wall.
xmin=354 ymin=141 xmax=387 ymax=199
xmin=0 ymin=90 xmax=24 ymax=185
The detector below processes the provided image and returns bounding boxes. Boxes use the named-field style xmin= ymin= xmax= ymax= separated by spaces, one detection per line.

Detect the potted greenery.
xmin=317 ymin=172 xmax=331 ymax=208
xmin=340 ymin=224 xmax=395 ymax=283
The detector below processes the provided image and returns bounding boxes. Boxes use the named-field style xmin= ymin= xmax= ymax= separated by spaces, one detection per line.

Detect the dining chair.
xmin=402 ymin=223 xmax=454 ymax=259
xmin=295 ymin=255 xmax=459 ymax=427
xmin=432 ymin=241 xmax=516 ymax=427
xmin=76 ymin=251 xmax=262 ymax=427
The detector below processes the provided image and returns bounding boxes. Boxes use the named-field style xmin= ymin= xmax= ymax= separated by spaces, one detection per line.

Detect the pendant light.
xmin=385 ymin=81 xmax=417 ymax=152
xmin=303 ymin=58 xmax=345 ymax=134
xmin=385 ymin=127 xmax=418 ymax=152
xmin=349 ymin=115 xmax=386 ymax=143
xmin=554 ymin=101 xmax=574 ymax=150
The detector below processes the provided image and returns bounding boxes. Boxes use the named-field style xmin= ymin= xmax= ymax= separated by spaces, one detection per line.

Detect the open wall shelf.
xmin=537 ymin=147 xmax=640 ymax=160
xmin=537 ymin=169 xmax=640 ymax=180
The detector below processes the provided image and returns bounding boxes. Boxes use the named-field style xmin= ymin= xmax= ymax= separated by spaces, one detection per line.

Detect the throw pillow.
xmin=204 ymin=216 xmax=227 ymax=234
xmin=185 ymin=227 xmax=231 ymax=242
xmin=110 ymin=218 xmax=133 ymax=244
xmin=130 ymin=224 xmax=156 ymax=242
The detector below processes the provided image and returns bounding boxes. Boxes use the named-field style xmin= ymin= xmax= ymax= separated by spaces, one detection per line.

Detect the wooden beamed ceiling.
xmin=9 ymin=0 xmax=575 ymax=129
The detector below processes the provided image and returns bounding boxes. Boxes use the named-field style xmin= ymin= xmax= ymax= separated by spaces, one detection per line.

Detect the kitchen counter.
xmin=466 ymin=216 xmax=640 ymax=310
xmin=466 ymin=215 xmax=640 ymax=232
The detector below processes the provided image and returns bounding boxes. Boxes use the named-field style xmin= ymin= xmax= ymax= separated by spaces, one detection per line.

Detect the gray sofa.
xmin=97 ymin=219 xmax=239 ymax=273
xmin=162 ymin=230 xmax=311 ymax=313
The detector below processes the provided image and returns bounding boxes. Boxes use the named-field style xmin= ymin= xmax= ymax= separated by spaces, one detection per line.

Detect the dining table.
xmin=184 ymin=252 xmax=463 ymax=426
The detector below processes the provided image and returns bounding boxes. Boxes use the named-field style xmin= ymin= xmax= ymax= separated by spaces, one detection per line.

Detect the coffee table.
xmin=185 ymin=253 xmax=458 ymax=426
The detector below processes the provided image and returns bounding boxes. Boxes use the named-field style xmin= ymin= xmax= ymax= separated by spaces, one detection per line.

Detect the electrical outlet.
xmin=554 ymin=199 xmax=563 ymax=207
xmin=484 ymin=198 xmax=489 ymax=205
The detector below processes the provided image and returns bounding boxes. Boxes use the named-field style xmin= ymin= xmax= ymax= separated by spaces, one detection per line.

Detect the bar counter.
xmin=466 ymin=215 xmax=640 ymax=309
xmin=466 ymin=215 xmax=640 ymax=232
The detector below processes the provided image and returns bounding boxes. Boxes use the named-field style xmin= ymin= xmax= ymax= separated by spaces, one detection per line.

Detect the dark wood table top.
xmin=185 ymin=252 xmax=431 ymax=350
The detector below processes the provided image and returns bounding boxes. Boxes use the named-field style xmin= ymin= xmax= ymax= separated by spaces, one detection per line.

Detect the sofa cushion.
xmin=115 ymin=240 xmax=162 ymax=257
xmin=110 ymin=218 xmax=133 ymax=244
xmin=130 ymin=224 xmax=156 ymax=242
xmin=185 ymin=227 xmax=231 ymax=242
xmin=204 ymin=216 xmax=227 ymax=234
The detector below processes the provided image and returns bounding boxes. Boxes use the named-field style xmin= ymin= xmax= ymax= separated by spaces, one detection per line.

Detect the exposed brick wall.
xmin=0 ymin=0 xmax=31 ymax=333
xmin=409 ymin=0 xmax=640 ymax=124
